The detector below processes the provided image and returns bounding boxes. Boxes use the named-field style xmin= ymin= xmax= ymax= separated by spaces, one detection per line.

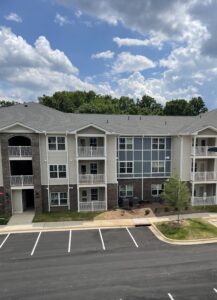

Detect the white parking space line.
xmin=98 ymin=229 xmax=106 ymax=251
xmin=126 ymin=227 xmax=139 ymax=248
xmin=68 ymin=230 xmax=72 ymax=253
xmin=168 ymin=293 xmax=175 ymax=300
xmin=213 ymin=288 xmax=217 ymax=293
xmin=0 ymin=234 xmax=10 ymax=249
xmin=31 ymin=232 xmax=41 ymax=256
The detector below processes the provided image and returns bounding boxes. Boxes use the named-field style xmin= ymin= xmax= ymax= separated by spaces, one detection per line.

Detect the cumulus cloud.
xmin=4 ymin=12 xmax=22 ymax=23
xmin=91 ymin=50 xmax=114 ymax=59
xmin=54 ymin=13 xmax=73 ymax=26
xmin=75 ymin=10 xmax=82 ymax=18
xmin=111 ymin=52 xmax=156 ymax=74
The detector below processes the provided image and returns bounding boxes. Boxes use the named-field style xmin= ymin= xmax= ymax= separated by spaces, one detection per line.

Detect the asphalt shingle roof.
xmin=0 ymin=102 xmax=214 ymax=135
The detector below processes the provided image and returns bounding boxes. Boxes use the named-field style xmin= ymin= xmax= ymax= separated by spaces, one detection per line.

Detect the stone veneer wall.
xmin=117 ymin=178 xmax=167 ymax=202
xmin=0 ymin=133 xmax=42 ymax=214
xmin=107 ymin=183 xmax=118 ymax=209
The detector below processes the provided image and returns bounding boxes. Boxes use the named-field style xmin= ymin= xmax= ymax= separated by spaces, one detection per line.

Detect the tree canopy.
xmin=38 ymin=91 xmax=208 ymax=116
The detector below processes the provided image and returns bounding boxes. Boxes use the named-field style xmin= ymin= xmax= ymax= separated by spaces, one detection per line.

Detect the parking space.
xmin=0 ymin=226 xmax=168 ymax=260
xmin=0 ymin=232 xmax=37 ymax=259
xmin=101 ymin=228 xmax=136 ymax=251
xmin=32 ymin=231 xmax=69 ymax=257
xmin=69 ymin=229 xmax=102 ymax=254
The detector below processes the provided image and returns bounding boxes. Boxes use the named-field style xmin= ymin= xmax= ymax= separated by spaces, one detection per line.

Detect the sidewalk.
xmin=1 ymin=212 xmax=217 ymax=234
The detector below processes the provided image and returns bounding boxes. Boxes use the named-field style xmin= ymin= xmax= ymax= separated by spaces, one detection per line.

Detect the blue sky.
xmin=0 ymin=0 xmax=217 ymax=109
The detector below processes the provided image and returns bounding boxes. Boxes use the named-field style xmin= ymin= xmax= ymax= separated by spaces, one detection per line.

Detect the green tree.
xmin=163 ymin=99 xmax=190 ymax=116
xmin=161 ymin=174 xmax=190 ymax=223
xmin=0 ymin=100 xmax=17 ymax=107
xmin=137 ymin=95 xmax=163 ymax=115
xmin=188 ymin=97 xmax=208 ymax=115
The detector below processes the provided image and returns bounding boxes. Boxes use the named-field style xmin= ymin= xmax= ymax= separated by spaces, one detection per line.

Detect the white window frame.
xmin=151 ymin=184 xmax=163 ymax=197
xmin=50 ymin=192 xmax=68 ymax=206
xmin=48 ymin=136 xmax=66 ymax=151
xmin=119 ymin=137 xmax=133 ymax=150
xmin=152 ymin=161 xmax=165 ymax=173
xmin=119 ymin=161 xmax=133 ymax=174
xmin=152 ymin=137 xmax=165 ymax=150
xmin=119 ymin=184 xmax=133 ymax=198
xmin=49 ymin=164 xmax=67 ymax=178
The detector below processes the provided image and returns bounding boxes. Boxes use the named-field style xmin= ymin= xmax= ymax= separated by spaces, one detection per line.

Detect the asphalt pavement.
xmin=1 ymin=226 xmax=217 ymax=299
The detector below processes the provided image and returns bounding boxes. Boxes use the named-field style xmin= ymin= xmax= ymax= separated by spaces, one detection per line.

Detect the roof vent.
xmin=165 ymin=121 xmax=167 ymax=125
xmin=24 ymin=103 xmax=28 ymax=107
xmin=139 ymin=116 xmax=141 ymax=120
xmin=128 ymin=116 xmax=130 ymax=120
xmin=107 ymin=119 xmax=109 ymax=123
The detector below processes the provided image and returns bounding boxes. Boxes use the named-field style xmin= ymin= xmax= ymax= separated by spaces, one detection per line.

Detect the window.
xmin=119 ymin=137 xmax=133 ymax=150
xmin=81 ymin=190 xmax=87 ymax=202
xmin=48 ymin=136 xmax=65 ymax=150
xmin=90 ymin=163 xmax=97 ymax=174
xmin=119 ymin=161 xmax=133 ymax=174
xmin=152 ymin=138 xmax=165 ymax=150
xmin=119 ymin=184 xmax=133 ymax=198
xmin=91 ymin=189 xmax=98 ymax=201
xmin=151 ymin=184 xmax=163 ymax=197
xmin=152 ymin=161 xmax=165 ymax=173
xmin=81 ymin=165 xmax=86 ymax=174
xmin=50 ymin=192 xmax=68 ymax=206
xmin=90 ymin=138 xmax=97 ymax=147
xmin=49 ymin=165 xmax=67 ymax=178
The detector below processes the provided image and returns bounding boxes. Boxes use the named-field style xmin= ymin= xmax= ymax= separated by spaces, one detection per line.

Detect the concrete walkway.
xmin=7 ymin=211 xmax=34 ymax=226
xmin=1 ymin=212 xmax=217 ymax=235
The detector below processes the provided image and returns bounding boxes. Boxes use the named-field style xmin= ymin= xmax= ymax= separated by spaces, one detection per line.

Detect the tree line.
xmin=0 ymin=90 xmax=208 ymax=116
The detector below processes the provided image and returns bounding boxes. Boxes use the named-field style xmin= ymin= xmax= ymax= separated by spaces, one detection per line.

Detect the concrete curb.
xmin=150 ymin=222 xmax=217 ymax=245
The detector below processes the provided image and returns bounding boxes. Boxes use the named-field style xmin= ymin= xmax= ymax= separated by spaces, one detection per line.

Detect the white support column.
xmin=75 ymin=134 xmax=80 ymax=212
xmin=44 ymin=132 xmax=50 ymax=212
xmin=191 ymin=135 xmax=197 ymax=205
xmin=142 ymin=136 xmax=144 ymax=201
xmin=104 ymin=134 xmax=108 ymax=210
xmin=180 ymin=136 xmax=183 ymax=179
xmin=66 ymin=131 xmax=70 ymax=210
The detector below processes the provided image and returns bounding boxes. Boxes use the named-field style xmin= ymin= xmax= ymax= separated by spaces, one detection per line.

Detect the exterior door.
xmin=12 ymin=190 xmax=23 ymax=213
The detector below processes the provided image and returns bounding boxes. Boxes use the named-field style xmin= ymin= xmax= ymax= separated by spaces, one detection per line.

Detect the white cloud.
xmin=111 ymin=52 xmax=156 ymax=74
xmin=54 ymin=13 xmax=73 ymax=26
xmin=91 ymin=50 xmax=114 ymax=59
xmin=4 ymin=13 xmax=22 ymax=23
xmin=75 ymin=10 xmax=82 ymax=18
xmin=113 ymin=36 xmax=165 ymax=49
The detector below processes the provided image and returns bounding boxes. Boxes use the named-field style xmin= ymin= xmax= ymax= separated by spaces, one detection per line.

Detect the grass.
xmin=0 ymin=214 xmax=10 ymax=225
xmin=156 ymin=218 xmax=217 ymax=240
xmin=33 ymin=211 xmax=103 ymax=222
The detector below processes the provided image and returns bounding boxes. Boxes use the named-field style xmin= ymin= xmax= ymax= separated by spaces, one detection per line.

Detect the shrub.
xmin=144 ymin=209 xmax=150 ymax=215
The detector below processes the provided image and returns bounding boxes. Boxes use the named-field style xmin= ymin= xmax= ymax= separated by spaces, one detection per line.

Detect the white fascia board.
xmin=0 ymin=122 xmax=41 ymax=133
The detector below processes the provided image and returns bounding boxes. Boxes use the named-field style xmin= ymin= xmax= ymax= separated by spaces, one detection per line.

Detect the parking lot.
xmin=0 ymin=226 xmax=168 ymax=259
xmin=1 ymin=227 xmax=217 ymax=299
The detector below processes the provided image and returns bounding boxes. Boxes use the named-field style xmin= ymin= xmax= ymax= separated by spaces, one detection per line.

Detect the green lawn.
xmin=156 ymin=218 xmax=217 ymax=240
xmin=33 ymin=211 xmax=102 ymax=222
xmin=0 ymin=214 xmax=10 ymax=225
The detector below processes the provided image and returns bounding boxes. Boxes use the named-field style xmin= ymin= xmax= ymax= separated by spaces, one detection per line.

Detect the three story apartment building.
xmin=0 ymin=102 xmax=217 ymax=215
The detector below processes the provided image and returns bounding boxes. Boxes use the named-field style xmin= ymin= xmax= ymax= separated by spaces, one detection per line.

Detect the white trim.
xmin=71 ymin=123 xmax=110 ymax=134
xmin=193 ymin=125 xmax=217 ymax=135
xmin=0 ymin=122 xmax=41 ymax=133
xmin=44 ymin=132 xmax=50 ymax=212
xmin=66 ymin=131 xmax=70 ymax=210
xmin=142 ymin=137 xmax=144 ymax=200
xmin=180 ymin=136 xmax=183 ymax=179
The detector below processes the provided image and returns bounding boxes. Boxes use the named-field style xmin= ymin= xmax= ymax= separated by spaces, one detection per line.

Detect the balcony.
xmin=79 ymin=174 xmax=105 ymax=185
xmin=192 ymin=196 xmax=217 ymax=206
xmin=10 ymin=175 xmax=34 ymax=187
xmin=79 ymin=201 xmax=106 ymax=212
xmin=78 ymin=146 xmax=104 ymax=158
xmin=192 ymin=146 xmax=217 ymax=156
xmin=191 ymin=171 xmax=217 ymax=182
xmin=8 ymin=146 xmax=32 ymax=158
